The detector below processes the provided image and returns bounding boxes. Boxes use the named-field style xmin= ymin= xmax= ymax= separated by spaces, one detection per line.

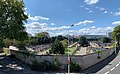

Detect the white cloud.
xmin=85 ymin=7 xmax=90 ymax=10
xmin=95 ymin=6 xmax=107 ymax=14
xmin=28 ymin=15 xmax=49 ymax=21
xmin=55 ymin=26 xmax=113 ymax=36
xmin=91 ymin=26 xmax=96 ymax=29
xmin=112 ymin=21 xmax=120 ymax=25
xmin=74 ymin=20 xmax=94 ymax=26
xmin=25 ymin=20 xmax=94 ymax=36
xmin=99 ymin=8 xmax=105 ymax=11
xmin=25 ymin=8 xmax=27 ymax=11
xmin=25 ymin=22 xmax=48 ymax=30
xmin=89 ymin=10 xmax=93 ymax=13
xmin=104 ymin=11 xmax=108 ymax=14
xmin=78 ymin=26 xmax=113 ymax=35
xmin=114 ymin=12 xmax=120 ymax=16
xmin=25 ymin=22 xmax=113 ymax=36
xmin=84 ymin=0 xmax=99 ymax=5
xmin=51 ymin=23 xmax=55 ymax=26
xmin=110 ymin=12 xmax=113 ymax=14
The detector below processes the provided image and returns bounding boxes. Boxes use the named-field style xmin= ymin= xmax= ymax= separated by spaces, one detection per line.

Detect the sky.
xmin=23 ymin=0 xmax=120 ymax=36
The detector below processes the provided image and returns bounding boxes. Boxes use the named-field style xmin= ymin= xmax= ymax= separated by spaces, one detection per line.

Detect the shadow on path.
xmin=81 ymin=49 xmax=119 ymax=73
xmin=0 ymin=54 xmax=34 ymax=74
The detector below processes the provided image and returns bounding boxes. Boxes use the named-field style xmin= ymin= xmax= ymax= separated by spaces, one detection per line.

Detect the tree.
xmin=0 ymin=38 xmax=4 ymax=49
xmin=79 ymin=36 xmax=89 ymax=47
xmin=101 ymin=37 xmax=111 ymax=43
xmin=50 ymin=40 xmax=65 ymax=54
xmin=0 ymin=0 xmax=28 ymax=41
xmin=112 ymin=25 xmax=120 ymax=46
xmin=35 ymin=32 xmax=51 ymax=44
xmin=60 ymin=39 xmax=68 ymax=48
xmin=3 ymin=38 xmax=20 ymax=47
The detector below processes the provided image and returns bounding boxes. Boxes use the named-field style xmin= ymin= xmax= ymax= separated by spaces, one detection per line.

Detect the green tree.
xmin=112 ymin=25 xmax=120 ymax=46
xmin=60 ymin=39 xmax=68 ymax=48
xmin=0 ymin=0 xmax=28 ymax=40
xmin=50 ymin=40 xmax=65 ymax=54
xmin=35 ymin=32 xmax=49 ymax=38
xmin=35 ymin=32 xmax=50 ymax=44
xmin=79 ymin=36 xmax=89 ymax=47
xmin=3 ymin=38 xmax=20 ymax=47
xmin=101 ymin=37 xmax=111 ymax=43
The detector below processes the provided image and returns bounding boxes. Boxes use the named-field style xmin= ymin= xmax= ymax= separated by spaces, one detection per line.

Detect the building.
xmin=83 ymin=35 xmax=105 ymax=39
xmin=106 ymin=32 xmax=112 ymax=39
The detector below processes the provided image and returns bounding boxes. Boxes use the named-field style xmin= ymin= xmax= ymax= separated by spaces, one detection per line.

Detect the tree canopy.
xmin=79 ymin=36 xmax=89 ymax=47
xmin=101 ymin=37 xmax=111 ymax=43
xmin=35 ymin=32 xmax=51 ymax=44
xmin=0 ymin=0 xmax=28 ymax=40
xmin=50 ymin=40 xmax=65 ymax=54
xmin=112 ymin=25 xmax=120 ymax=45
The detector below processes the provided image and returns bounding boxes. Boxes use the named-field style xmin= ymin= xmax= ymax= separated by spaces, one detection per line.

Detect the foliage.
xmin=35 ymin=32 xmax=49 ymax=38
xmin=79 ymin=36 xmax=89 ymax=47
xmin=65 ymin=47 xmax=77 ymax=55
xmin=60 ymin=39 xmax=68 ymax=48
xmin=51 ymin=35 xmax=67 ymax=42
xmin=50 ymin=40 xmax=65 ymax=54
xmin=96 ymin=50 xmax=102 ymax=59
xmin=70 ymin=62 xmax=81 ymax=72
xmin=35 ymin=32 xmax=51 ymax=44
xmin=57 ymin=35 xmax=67 ymax=41
xmin=31 ymin=59 xmax=61 ymax=71
xmin=96 ymin=50 xmax=102 ymax=53
xmin=0 ymin=38 xmax=4 ymax=49
xmin=28 ymin=38 xmax=39 ymax=45
xmin=112 ymin=25 xmax=120 ymax=45
xmin=3 ymin=38 xmax=20 ymax=47
xmin=101 ymin=37 xmax=111 ymax=43
xmin=0 ymin=0 xmax=28 ymax=40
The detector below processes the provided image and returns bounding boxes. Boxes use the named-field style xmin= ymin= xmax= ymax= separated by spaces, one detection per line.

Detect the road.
xmin=97 ymin=51 xmax=120 ymax=74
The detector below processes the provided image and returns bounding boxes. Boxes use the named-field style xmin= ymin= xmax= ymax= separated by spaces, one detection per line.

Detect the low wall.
xmin=10 ymin=47 xmax=115 ymax=70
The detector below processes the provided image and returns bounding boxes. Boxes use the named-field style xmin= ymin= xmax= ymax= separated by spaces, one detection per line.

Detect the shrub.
xmin=31 ymin=59 xmax=61 ymax=71
xmin=50 ymin=58 xmax=61 ymax=71
xmin=96 ymin=50 xmax=102 ymax=59
xmin=70 ymin=62 xmax=81 ymax=72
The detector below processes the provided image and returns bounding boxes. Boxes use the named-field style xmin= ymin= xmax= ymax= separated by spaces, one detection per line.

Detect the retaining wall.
xmin=10 ymin=47 xmax=115 ymax=70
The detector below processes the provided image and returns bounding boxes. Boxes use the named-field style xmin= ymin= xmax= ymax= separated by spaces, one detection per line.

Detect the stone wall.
xmin=10 ymin=47 xmax=115 ymax=70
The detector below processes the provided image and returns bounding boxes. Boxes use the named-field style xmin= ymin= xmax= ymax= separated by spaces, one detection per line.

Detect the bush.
xmin=70 ymin=62 xmax=81 ymax=72
xmin=96 ymin=50 xmax=102 ymax=59
xmin=31 ymin=59 xmax=61 ymax=71
xmin=50 ymin=58 xmax=61 ymax=71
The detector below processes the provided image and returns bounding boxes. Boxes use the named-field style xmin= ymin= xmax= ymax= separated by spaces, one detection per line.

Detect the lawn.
xmin=65 ymin=46 xmax=77 ymax=55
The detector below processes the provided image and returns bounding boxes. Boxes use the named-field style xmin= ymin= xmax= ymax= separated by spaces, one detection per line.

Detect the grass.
xmin=65 ymin=46 xmax=77 ymax=55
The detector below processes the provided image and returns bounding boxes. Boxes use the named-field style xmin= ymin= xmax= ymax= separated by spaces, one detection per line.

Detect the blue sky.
xmin=24 ymin=0 xmax=120 ymax=36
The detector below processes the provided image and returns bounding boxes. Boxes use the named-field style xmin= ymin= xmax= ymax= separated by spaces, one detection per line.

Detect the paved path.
xmin=0 ymin=53 xmax=42 ymax=74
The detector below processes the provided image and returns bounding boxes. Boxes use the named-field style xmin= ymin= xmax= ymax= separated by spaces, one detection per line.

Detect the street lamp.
xmin=67 ymin=24 xmax=74 ymax=74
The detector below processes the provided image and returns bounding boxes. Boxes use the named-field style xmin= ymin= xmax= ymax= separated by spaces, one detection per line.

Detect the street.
xmin=97 ymin=51 xmax=120 ymax=74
